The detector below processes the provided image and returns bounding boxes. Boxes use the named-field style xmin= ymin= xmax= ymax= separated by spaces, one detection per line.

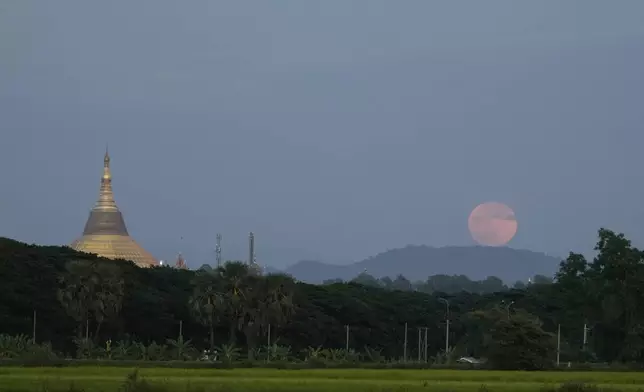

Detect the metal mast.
xmin=215 ymin=233 xmax=222 ymax=267
xmin=248 ymin=232 xmax=255 ymax=265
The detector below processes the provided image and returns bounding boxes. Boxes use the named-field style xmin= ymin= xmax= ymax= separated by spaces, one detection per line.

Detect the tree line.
xmin=325 ymin=271 xmax=552 ymax=293
xmin=0 ymin=228 xmax=641 ymax=369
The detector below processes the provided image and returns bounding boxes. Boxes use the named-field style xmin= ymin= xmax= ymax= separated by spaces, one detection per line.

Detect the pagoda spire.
xmin=78 ymin=148 xmax=128 ymax=236
xmin=93 ymin=146 xmax=118 ymax=212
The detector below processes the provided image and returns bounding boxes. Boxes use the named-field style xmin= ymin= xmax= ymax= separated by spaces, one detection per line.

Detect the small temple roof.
xmin=175 ymin=253 xmax=187 ymax=269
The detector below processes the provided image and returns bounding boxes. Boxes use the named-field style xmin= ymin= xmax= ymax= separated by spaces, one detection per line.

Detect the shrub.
xmin=0 ymin=334 xmax=58 ymax=361
xmin=119 ymin=370 xmax=168 ymax=392
xmin=541 ymin=383 xmax=621 ymax=392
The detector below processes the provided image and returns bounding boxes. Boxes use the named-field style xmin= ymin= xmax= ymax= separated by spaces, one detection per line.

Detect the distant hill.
xmin=283 ymin=245 xmax=561 ymax=284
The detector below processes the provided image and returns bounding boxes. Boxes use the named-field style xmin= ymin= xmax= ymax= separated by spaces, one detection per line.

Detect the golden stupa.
xmin=70 ymin=149 xmax=159 ymax=268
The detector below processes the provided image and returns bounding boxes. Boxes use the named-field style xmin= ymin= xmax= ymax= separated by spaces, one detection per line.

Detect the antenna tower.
xmin=248 ymin=232 xmax=255 ymax=266
xmin=215 ymin=233 xmax=222 ymax=267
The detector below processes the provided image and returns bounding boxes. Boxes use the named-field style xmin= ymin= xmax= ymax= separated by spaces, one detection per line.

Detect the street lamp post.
xmin=439 ymin=298 xmax=450 ymax=354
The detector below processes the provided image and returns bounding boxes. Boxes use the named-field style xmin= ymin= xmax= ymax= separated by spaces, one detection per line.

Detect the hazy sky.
xmin=2 ymin=1 xmax=644 ymax=268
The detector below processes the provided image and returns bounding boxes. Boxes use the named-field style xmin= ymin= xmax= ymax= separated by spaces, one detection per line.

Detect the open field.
xmin=2 ymin=367 xmax=644 ymax=392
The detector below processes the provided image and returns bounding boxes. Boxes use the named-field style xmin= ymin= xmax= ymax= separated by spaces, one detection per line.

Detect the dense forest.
xmin=325 ymin=270 xmax=552 ymax=293
xmin=0 ymin=228 xmax=642 ymax=369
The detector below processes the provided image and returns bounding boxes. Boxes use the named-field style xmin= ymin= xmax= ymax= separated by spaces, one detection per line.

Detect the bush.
xmin=541 ymin=383 xmax=621 ymax=392
xmin=0 ymin=334 xmax=58 ymax=362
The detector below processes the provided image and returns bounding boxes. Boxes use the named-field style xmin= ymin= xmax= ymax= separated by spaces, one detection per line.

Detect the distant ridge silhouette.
xmin=282 ymin=245 xmax=560 ymax=284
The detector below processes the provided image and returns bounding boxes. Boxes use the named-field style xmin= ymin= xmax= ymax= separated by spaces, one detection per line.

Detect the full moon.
xmin=468 ymin=202 xmax=518 ymax=246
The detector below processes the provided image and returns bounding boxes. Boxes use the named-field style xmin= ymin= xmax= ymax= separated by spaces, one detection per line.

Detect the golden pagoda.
xmin=70 ymin=149 xmax=159 ymax=268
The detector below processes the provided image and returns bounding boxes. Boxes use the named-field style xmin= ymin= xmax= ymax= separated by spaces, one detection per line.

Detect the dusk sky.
xmin=2 ymin=1 xmax=644 ymax=268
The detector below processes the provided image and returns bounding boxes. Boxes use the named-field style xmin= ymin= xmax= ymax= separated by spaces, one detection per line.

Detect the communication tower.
xmin=215 ymin=233 xmax=222 ymax=267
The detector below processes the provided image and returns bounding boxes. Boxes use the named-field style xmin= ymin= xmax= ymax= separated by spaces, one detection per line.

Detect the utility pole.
xmin=439 ymin=298 xmax=450 ymax=354
xmin=417 ymin=328 xmax=421 ymax=362
xmin=424 ymin=327 xmax=428 ymax=362
xmin=583 ymin=322 xmax=591 ymax=350
xmin=345 ymin=325 xmax=349 ymax=352
xmin=32 ymin=310 xmax=37 ymax=344
xmin=403 ymin=322 xmax=408 ymax=362
xmin=556 ymin=324 xmax=561 ymax=366
xmin=267 ymin=324 xmax=272 ymax=362
xmin=267 ymin=324 xmax=271 ymax=348
xmin=215 ymin=233 xmax=222 ymax=267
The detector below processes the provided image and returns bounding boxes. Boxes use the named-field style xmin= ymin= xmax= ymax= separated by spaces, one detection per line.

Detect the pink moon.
xmin=468 ymin=202 xmax=518 ymax=246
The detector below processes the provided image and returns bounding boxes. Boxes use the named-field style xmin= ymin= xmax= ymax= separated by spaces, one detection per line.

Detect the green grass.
xmin=1 ymin=367 xmax=644 ymax=392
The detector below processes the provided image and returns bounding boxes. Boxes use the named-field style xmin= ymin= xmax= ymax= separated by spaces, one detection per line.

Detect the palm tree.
xmin=238 ymin=273 xmax=296 ymax=358
xmin=199 ymin=262 xmax=296 ymax=358
xmin=216 ymin=261 xmax=252 ymax=345
xmin=189 ymin=270 xmax=223 ymax=350
xmin=262 ymin=273 xmax=296 ymax=330
xmin=91 ymin=262 xmax=125 ymax=338
xmin=58 ymin=260 xmax=105 ymax=339
xmin=57 ymin=260 xmax=125 ymax=340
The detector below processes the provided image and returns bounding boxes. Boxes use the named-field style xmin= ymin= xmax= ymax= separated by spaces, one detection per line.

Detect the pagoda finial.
xmin=94 ymin=148 xmax=118 ymax=211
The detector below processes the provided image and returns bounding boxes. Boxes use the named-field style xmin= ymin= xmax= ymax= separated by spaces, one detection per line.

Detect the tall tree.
xmin=471 ymin=306 xmax=556 ymax=370
xmin=57 ymin=260 xmax=124 ymax=340
xmin=90 ymin=262 xmax=124 ymax=338
xmin=217 ymin=261 xmax=252 ymax=345
xmin=391 ymin=274 xmax=413 ymax=291
xmin=189 ymin=270 xmax=223 ymax=350
xmin=57 ymin=260 xmax=94 ymax=339
xmin=249 ymin=273 xmax=296 ymax=355
xmin=351 ymin=272 xmax=381 ymax=288
xmin=589 ymin=229 xmax=644 ymax=361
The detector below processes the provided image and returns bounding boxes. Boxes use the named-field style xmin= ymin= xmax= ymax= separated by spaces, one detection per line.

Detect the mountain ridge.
xmin=281 ymin=245 xmax=561 ymax=284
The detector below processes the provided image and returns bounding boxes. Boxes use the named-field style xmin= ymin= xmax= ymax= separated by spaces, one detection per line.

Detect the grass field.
xmin=2 ymin=367 xmax=644 ymax=392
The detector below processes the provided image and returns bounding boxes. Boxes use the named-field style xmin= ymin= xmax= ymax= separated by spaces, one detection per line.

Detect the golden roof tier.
xmin=70 ymin=149 xmax=159 ymax=268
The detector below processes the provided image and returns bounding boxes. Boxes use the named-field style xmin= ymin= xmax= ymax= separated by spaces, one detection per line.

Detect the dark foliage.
xmin=1 ymin=228 xmax=642 ymax=369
